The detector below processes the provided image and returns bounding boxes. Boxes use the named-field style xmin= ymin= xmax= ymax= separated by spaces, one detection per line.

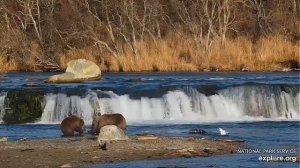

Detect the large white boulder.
xmin=66 ymin=59 xmax=101 ymax=78
xmin=97 ymin=125 xmax=128 ymax=146
xmin=46 ymin=59 xmax=101 ymax=83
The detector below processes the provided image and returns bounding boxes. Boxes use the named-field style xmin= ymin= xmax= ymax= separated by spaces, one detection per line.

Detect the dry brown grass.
xmin=199 ymin=36 xmax=299 ymax=71
xmin=118 ymin=37 xmax=199 ymax=72
xmin=1 ymin=35 xmax=299 ymax=72
xmin=98 ymin=35 xmax=299 ymax=72
xmin=0 ymin=55 xmax=19 ymax=72
xmin=251 ymin=36 xmax=300 ymax=70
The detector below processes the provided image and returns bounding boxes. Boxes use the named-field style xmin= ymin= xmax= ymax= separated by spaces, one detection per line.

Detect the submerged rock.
xmin=23 ymin=83 xmax=42 ymax=87
xmin=46 ymin=59 xmax=101 ymax=83
xmin=188 ymin=129 xmax=207 ymax=134
xmin=97 ymin=125 xmax=128 ymax=146
xmin=125 ymin=78 xmax=143 ymax=83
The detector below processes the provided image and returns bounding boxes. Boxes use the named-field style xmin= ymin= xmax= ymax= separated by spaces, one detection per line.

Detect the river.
xmin=0 ymin=72 xmax=299 ymax=167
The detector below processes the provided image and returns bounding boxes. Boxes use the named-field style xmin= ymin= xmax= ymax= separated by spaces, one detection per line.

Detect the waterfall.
xmin=0 ymin=85 xmax=299 ymax=124
xmin=36 ymin=85 xmax=300 ymax=123
xmin=40 ymin=93 xmax=95 ymax=123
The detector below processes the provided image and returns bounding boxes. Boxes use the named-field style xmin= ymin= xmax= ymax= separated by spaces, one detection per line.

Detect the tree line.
xmin=0 ymin=0 xmax=299 ymax=72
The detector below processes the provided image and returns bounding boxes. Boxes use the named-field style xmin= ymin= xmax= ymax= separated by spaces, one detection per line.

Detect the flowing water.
xmin=0 ymin=72 xmax=299 ymax=167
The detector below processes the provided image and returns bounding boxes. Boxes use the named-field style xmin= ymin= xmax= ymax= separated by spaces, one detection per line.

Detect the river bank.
xmin=0 ymin=136 xmax=246 ymax=168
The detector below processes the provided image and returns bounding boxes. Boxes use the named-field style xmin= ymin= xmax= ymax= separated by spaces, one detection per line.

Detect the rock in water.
xmin=46 ymin=59 xmax=101 ymax=83
xmin=97 ymin=125 xmax=128 ymax=146
xmin=60 ymin=163 xmax=72 ymax=168
xmin=66 ymin=59 xmax=101 ymax=78
xmin=188 ymin=129 xmax=207 ymax=134
xmin=0 ymin=137 xmax=8 ymax=142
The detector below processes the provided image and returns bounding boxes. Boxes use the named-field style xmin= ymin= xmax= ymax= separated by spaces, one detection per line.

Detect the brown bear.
xmin=91 ymin=113 xmax=127 ymax=135
xmin=60 ymin=115 xmax=85 ymax=136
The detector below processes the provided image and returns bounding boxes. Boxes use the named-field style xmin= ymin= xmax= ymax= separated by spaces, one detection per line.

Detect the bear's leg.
xmin=63 ymin=130 xmax=74 ymax=136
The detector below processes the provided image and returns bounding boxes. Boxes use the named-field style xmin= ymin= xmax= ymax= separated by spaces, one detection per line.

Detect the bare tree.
xmin=292 ymin=0 xmax=299 ymax=34
xmin=217 ymin=0 xmax=236 ymax=43
xmin=118 ymin=0 xmax=139 ymax=56
xmin=18 ymin=0 xmax=43 ymax=44
xmin=84 ymin=0 xmax=119 ymax=59
xmin=246 ymin=0 xmax=272 ymax=37
xmin=203 ymin=0 xmax=219 ymax=49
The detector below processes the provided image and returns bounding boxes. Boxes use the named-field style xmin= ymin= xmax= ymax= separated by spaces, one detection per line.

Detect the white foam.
xmin=0 ymin=92 xmax=7 ymax=123
xmin=208 ymin=77 xmax=234 ymax=80
xmin=36 ymin=86 xmax=300 ymax=124
xmin=39 ymin=93 xmax=94 ymax=124
xmin=1 ymin=85 xmax=298 ymax=124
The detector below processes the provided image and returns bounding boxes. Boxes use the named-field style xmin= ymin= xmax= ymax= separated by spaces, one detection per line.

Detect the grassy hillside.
xmin=0 ymin=0 xmax=299 ymax=72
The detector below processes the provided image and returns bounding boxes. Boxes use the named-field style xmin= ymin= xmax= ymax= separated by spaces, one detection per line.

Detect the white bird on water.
xmin=219 ymin=128 xmax=228 ymax=136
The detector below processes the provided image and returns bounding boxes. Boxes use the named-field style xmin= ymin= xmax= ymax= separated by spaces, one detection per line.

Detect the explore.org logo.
xmin=237 ymin=148 xmax=298 ymax=162
xmin=258 ymin=155 xmax=297 ymax=162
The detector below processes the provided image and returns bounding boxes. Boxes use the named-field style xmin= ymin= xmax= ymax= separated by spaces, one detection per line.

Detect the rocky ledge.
xmin=0 ymin=136 xmax=246 ymax=168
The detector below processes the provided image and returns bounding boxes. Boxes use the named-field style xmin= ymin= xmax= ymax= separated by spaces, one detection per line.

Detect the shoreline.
xmin=0 ymin=136 xmax=246 ymax=168
xmin=0 ymin=69 xmax=299 ymax=74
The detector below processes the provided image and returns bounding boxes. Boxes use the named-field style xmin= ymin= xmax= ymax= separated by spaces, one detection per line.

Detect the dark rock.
xmin=240 ymin=64 xmax=249 ymax=71
xmin=20 ymin=148 xmax=34 ymax=152
xmin=279 ymin=60 xmax=299 ymax=69
xmin=203 ymin=148 xmax=214 ymax=155
xmin=3 ymin=90 xmax=43 ymax=124
xmin=203 ymin=148 xmax=210 ymax=153
xmin=126 ymin=78 xmax=143 ymax=83
xmin=23 ymin=83 xmax=42 ymax=87
xmin=19 ymin=137 xmax=27 ymax=141
xmin=188 ymin=129 xmax=207 ymax=134
xmin=136 ymin=133 xmax=157 ymax=136
xmin=100 ymin=142 xmax=107 ymax=151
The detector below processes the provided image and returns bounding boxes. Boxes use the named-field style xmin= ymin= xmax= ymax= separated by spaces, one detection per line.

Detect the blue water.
xmin=0 ymin=72 xmax=299 ymax=167
xmin=0 ymin=72 xmax=299 ymax=96
xmin=1 ymin=121 xmax=299 ymax=149
xmin=90 ymin=154 xmax=299 ymax=168
xmin=0 ymin=121 xmax=299 ymax=167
